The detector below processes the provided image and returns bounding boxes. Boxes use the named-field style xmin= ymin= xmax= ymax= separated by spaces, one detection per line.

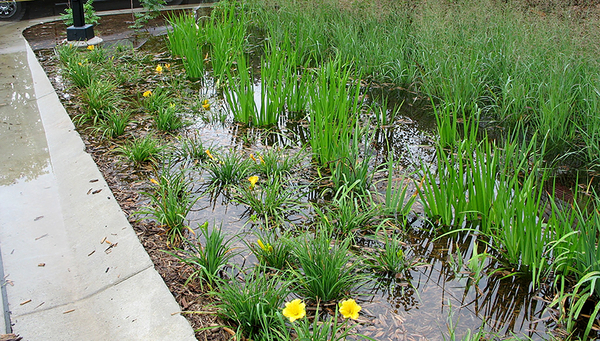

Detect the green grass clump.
xmin=137 ymin=165 xmax=197 ymax=245
xmin=367 ymin=235 xmax=410 ymax=276
xmin=290 ymin=231 xmax=364 ymax=302
xmin=116 ymin=135 xmax=163 ymax=165
xmin=64 ymin=59 xmax=98 ymax=88
xmin=213 ymin=269 xmax=289 ymax=339
xmin=204 ymin=149 xmax=253 ymax=191
xmin=248 ymin=229 xmax=293 ymax=271
xmin=234 ymin=177 xmax=301 ymax=224
xmin=308 ymin=58 xmax=361 ymax=169
xmin=167 ymin=222 xmax=235 ymax=288
xmin=155 ymin=105 xmax=184 ymax=132
xmin=91 ymin=110 xmax=130 ymax=138
xmin=81 ymin=80 xmax=122 ymax=123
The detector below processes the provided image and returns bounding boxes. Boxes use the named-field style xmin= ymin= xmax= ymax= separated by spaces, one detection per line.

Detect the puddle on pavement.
xmin=0 ymin=52 xmax=50 ymax=186
xmin=25 ymin=13 xmax=566 ymax=341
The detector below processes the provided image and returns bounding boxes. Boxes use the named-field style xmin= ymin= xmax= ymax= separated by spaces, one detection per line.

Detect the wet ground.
xmin=23 ymin=11 xmax=586 ymax=341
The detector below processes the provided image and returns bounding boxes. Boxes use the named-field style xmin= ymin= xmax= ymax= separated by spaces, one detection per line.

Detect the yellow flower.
xmin=87 ymin=45 xmax=95 ymax=51
xmin=150 ymin=178 xmax=159 ymax=185
xmin=156 ymin=65 xmax=163 ymax=74
xmin=77 ymin=62 xmax=83 ymax=66
xmin=143 ymin=90 xmax=152 ymax=97
xmin=250 ymin=154 xmax=257 ymax=162
xmin=201 ymin=99 xmax=210 ymax=110
xmin=282 ymin=299 xmax=306 ymax=322
xmin=258 ymin=155 xmax=265 ymax=164
xmin=339 ymin=299 xmax=361 ymax=320
xmin=205 ymin=149 xmax=214 ymax=160
xmin=165 ymin=63 xmax=171 ymax=69
xmin=257 ymin=239 xmax=273 ymax=253
xmin=248 ymin=175 xmax=259 ymax=189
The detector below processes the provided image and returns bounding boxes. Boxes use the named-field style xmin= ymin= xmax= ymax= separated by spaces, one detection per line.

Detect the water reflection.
xmin=0 ymin=52 xmax=50 ymax=186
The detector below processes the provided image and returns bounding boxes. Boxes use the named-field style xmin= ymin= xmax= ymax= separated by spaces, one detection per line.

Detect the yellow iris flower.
xmin=143 ymin=90 xmax=152 ymax=97
xmin=339 ymin=299 xmax=361 ymax=320
xmin=282 ymin=299 xmax=306 ymax=322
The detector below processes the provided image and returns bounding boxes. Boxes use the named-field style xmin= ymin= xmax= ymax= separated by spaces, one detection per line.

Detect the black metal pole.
xmin=72 ymin=0 xmax=85 ymax=27
xmin=66 ymin=0 xmax=96 ymax=41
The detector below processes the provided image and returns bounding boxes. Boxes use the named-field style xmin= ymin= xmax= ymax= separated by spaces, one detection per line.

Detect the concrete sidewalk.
xmin=0 ymin=15 xmax=197 ymax=341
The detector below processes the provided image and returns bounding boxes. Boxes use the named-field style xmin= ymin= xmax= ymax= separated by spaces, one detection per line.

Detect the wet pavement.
xmin=0 ymin=8 xmax=200 ymax=341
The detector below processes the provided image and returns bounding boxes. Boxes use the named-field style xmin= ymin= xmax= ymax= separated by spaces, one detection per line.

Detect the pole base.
xmin=66 ymin=24 xmax=95 ymax=41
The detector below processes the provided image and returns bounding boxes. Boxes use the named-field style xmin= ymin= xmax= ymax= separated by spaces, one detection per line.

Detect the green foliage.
xmin=234 ymin=177 xmax=301 ymax=224
xmin=64 ymin=59 xmax=98 ymax=88
xmin=290 ymin=231 xmax=364 ymax=302
xmin=213 ymin=269 xmax=290 ymax=339
xmin=224 ymin=55 xmax=256 ymax=125
xmin=380 ymin=155 xmax=416 ymax=223
xmin=313 ymin=184 xmax=379 ymax=238
xmin=91 ymin=109 xmax=130 ymax=138
xmin=367 ymin=235 xmax=410 ymax=275
xmin=81 ymin=79 xmax=122 ymax=123
xmin=116 ymin=135 xmax=163 ymax=164
xmin=155 ymin=105 xmax=184 ymax=132
xmin=166 ymin=12 xmax=206 ymax=80
xmin=61 ymin=0 xmax=99 ymax=26
xmin=131 ymin=0 xmax=166 ymax=30
xmin=308 ymin=58 xmax=361 ymax=169
xmin=250 ymin=148 xmax=302 ymax=180
xmin=247 ymin=229 xmax=293 ymax=271
xmin=204 ymin=0 xmax=248 ymax=82
xmin=166 ymin=222 xmax=235 ymax=288
xmin=142 ymin=86 xmax=172 ymax=113
xmin=137 ymin=165 xmax=197 ymax=245
xmin=204 ymin=149 xmax=253 ymax=191
xmin=175 ymin=134 xmax=209 ymax=162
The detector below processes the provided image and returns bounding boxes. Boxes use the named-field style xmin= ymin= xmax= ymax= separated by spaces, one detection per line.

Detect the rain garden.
xmin=33 ymin=0 xmax=600 ymax=339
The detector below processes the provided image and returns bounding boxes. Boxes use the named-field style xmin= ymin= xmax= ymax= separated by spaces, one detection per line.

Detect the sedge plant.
xmin=166 ymin=222 xmax=235 ymax=288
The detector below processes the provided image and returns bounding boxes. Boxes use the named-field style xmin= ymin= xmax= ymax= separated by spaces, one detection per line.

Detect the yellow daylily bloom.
xmin=87 ymin=45 xmax=95 ymax=51
xmin=205 ymin=149 xmax=214 ymax=160
xmin=282 ymin=299 xmax=306 ymax=322
xmin=258 ymin=155 xmax=265 ymax=164
xmin=201 ymin=99 xmax=210 ymax=110
xmin=165 ymin=63 xmax=171 ymax=69
xmin=250 ymin=154 xmax=257 ymax=162
xmin=143 ymin=90 xmax=152 ymax=97
xmin=257 ymin=239 xmax=273 ymax=253
xmin=150 ymin=178 xmax=159 ymax=185
xmin=248 ymin=176 xmax=259 ymax=189
xmin=156 ymin=65 xmax=163 ymax=74
xmin=339 ymin=299 xmax=361 ymax=320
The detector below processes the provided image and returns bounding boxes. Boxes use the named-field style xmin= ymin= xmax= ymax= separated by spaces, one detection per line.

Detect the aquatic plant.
xmin=154 ymin=105 xmax=184 ymax=132
xmin=81 ymin=79 xmax=122 ymax=123
xmin=204 ymin=149 xmax=253 ymax=191
xmin=367 ymin=235 xmax=410 ymax=276
xmin=91 ymin=109 xmax=130 ymax=138
xmin=116 ymin=135 xmax=163 ymax=165
xmin=213 ymin=268 xmax=290 ymax=339
xmin=308 ymin=58 xmax=362 ymax=169
xmin=247 ymin=229 xmax=293 ymax=271
xmin=290 ymin=231 xmax=364 ymax=302
xmin=166 ymin=222 xmax=235 ymax=288
xmin=234 ymin=177 xmax=301 ymax=224
xmin=137 ymin=165 xmax=198 ymax=245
